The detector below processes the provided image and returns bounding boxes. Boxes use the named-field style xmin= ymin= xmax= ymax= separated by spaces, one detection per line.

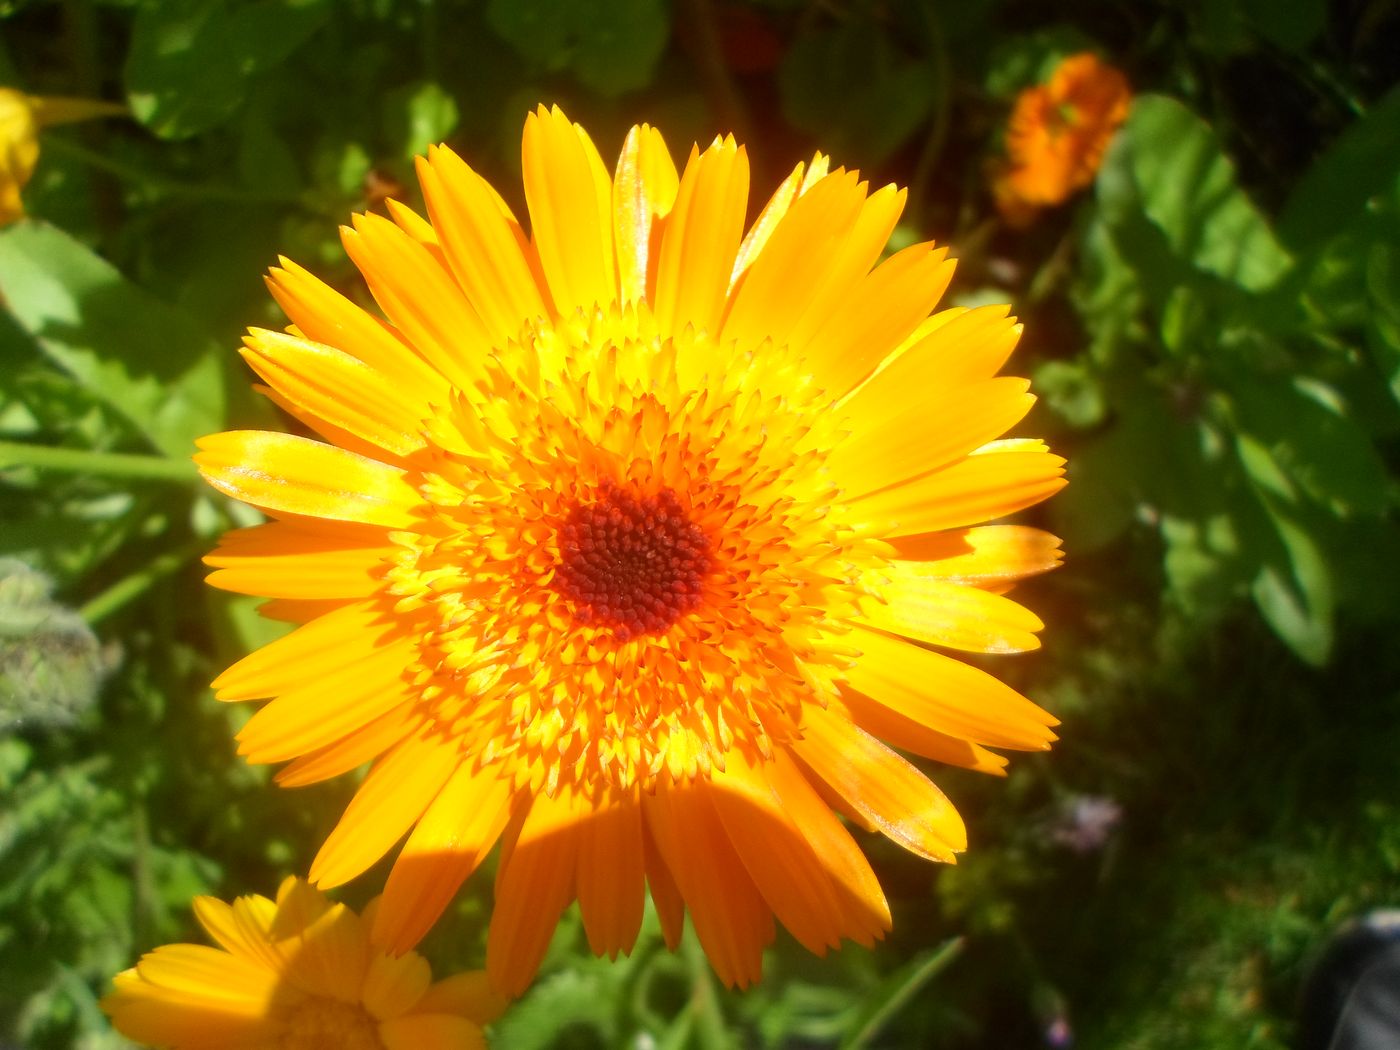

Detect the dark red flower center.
xmin=555 ymin=484 xmax=713 ymax=639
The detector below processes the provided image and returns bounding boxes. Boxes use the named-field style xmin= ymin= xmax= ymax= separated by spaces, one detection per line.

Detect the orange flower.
xmin=993 ymin=52 xmax=1131 ymax=225
xmin=197 ymin=105 xmax=1065 ymax=996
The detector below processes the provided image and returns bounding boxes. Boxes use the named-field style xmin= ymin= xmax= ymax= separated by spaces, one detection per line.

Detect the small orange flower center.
xmin=277 ymin=998 xmax=382 ymax=1050
xmin=555 ymin=483 xmax=713 ymax=640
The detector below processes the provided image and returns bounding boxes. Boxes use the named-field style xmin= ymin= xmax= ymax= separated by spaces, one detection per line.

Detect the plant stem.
xmin=0 ymin=440 xmax=198 ymax=482
xmin=43 ymin=135 xmax=310 ymax=207
xmin=80 ymin=544 xmax=200 ymax=624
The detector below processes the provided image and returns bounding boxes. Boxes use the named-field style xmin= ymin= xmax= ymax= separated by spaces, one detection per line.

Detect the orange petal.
xmin=487 ymin=790 xmax=584 ymax=997
xmin=342 ymin=212 xmax=492 ymax=393
xmin=641 ymin=781 xmax=774 ymax=989
xmin=375 ymin=766 xmax=517 ymax=956
xmin=240 ymin=330 xmax=430 ymax=460
xmin=274 ymin=703 xmax=420 ymax=788
xmin=791 ymin=706 xmax=966 ymax=861
xmin=706 ymin=748 xmax=877 ymax=954
xmin=310 ymin=732 xmax=462 ymax=888
xmin=721 ymin=170 xmax=869 ymax=351
xmin=838 ymin=694 xmax=1009 ymax=776
xmin=575 ymin=788 xmax=646 ymax=959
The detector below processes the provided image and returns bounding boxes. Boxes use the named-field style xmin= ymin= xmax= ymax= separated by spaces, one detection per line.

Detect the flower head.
xmin=197 ymin=106 xmax=1066 ymax=994
xmin=102 ymin=878 xmax=504 ymax=1049
xmin=0 ymin=88 xmax=125 ymax=225
xmin=993 ymin=52 xmax=1131 ymax=226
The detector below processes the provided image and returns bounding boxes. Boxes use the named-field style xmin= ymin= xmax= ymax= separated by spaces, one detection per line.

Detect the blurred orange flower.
xmin=993 ymin=52 xmax=1131 ymax=226
xmin=0 ymin=88 xmax=126 ymax=225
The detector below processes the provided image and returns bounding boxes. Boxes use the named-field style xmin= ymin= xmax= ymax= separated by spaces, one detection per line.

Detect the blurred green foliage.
xmin=1 ymin=0 xmax=1398 ymax=1047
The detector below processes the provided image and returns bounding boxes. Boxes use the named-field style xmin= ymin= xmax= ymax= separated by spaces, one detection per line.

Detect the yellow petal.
xmin=380 ymin=1014 xmax=487 ymax=1050
xmin=849 ymin=446 xmax=1067 ymax=537
xmin=361 ymin=949 xmax=432 ymax=1021
xmin=802 ymin=242 xmax=953 ymax=396
xmin=196 ymin=431 xmax=422 ymax=529
xmin=652 ymin=137 xmax=749 ymax=339
xmin=791 ymin=705 xmax=966 ymax=861
xmin=843 ymin=626 xmax=1057 ymax=750
xmin=416 ymin=145 xmax=549 ymax=343
xmin=205 ymin=519 xmax=390 ymax=602
xmin=413 ymin=971 xmax=508 ymax=1025
xmin=280 ymin=901 xmax=371 ymax=1002
xmin=521 ymin=104 xmax=617 ymax=315
xmin=721 ymin=170 xmax=869 ymax=351
xmin=274 ymin=703 xmax=419 ymax=788
xmin=834 ymin=377 xmax=1036 ymax=499
xmin=234 ymin=634 xmax=418 ymax=763
xmin=613 ymin=124 xmax=679 ymax=305
xmin=212 ymin=600 xmax=395 ymax=701
xmin=887 ymin=525 xmax=1064 ymax=586
xmin=857 ymin=564 xmax=1045 ymax=653
xmin=765 ymin=749 xmax=891 ymax=932
xmin=838 ymin=694 xmax=1009 ymax=775
xmin=264 ymin=258 xmax=450 ymax=397
xmin=342 ymin=212 xmax=492 ymax=392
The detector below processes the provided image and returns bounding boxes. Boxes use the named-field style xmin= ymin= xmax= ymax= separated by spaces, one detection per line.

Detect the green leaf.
xmin=486 ymin=0 xmax=669 ymax=97
xmin=1250 ymin=501 xmax=1334 ymax=666
xmin=1278 ymin=82 xmax=1400 ymax=252
xmin=1367 ymin=240 xmax=1400 ymax=405
xmin=383 ymin=81 xmax=461 ymax=162
xmin=0 ymin=222 xmax=225 ymax=460
xmin=1034 ymin=360 xmax=1106 ymax=428
xmin=1117 ymin=95 xmax=1292 ymax=292
xmin=1238 ymin=0 xmax=1325 ymax=51
xmin=779 ymin=20 xmax=936 ymax=164
xmin=1230 ymin=376 xmax=1389 ymax=518
xmin=126 ymin=0 xmax=331 ymax=139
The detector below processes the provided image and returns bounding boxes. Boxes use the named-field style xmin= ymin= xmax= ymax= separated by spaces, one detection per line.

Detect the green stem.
xmin=79 ymin=544 xmax=200 ymax=624
xmin=682 ymin=931 xmax=730 ymax=1050
xmin=0 ymin=439 xmax=198 ymax=482
xmin=43 ymin=135 xmax=310 ymax=207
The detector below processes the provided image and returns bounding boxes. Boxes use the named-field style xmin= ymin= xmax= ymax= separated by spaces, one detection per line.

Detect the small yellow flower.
xmin=0 ymin=88 xmax=125 ymax=225
xmin=198 ymin=105 xmax=1065 ymax=995
xmin=993 ymin=53 xmax=1132 ymax=225
xmin=102 ymin=878 xmax=504 ymax=1050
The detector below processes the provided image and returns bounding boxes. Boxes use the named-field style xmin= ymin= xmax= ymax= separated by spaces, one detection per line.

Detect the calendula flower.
xmin=993 ymin=52 xmax=1131 ymax=226
xmin=197 ymin=105 xmax=1065 ymax=994
xmin=102 ymin=878 xmax=505 ymax=1049
xmin=0 ymin=88 xmax=125 ymax=225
